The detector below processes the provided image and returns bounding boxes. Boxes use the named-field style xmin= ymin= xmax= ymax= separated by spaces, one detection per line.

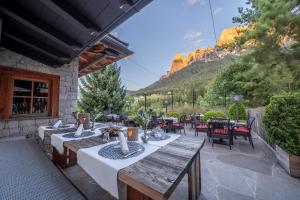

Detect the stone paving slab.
xmin=0 ymin=137 xmax=85 ymax=200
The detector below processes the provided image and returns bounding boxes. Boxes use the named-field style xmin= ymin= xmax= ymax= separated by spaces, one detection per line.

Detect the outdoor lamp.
xmin=230 ymin=95 xmax=244 ymax=122
xmin=163 ymin=100 xmax=170 ymax=113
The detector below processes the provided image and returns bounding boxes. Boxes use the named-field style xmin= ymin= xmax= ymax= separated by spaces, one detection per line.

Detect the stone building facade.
xmin=0 ymin=49 xmax=78 ymax=138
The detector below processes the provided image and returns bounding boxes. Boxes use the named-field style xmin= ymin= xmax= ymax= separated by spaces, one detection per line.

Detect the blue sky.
xmin=115 ymin=0 xmax=247 ymax=91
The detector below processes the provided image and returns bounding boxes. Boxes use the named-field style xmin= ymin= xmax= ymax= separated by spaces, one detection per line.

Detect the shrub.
xmin=166 ymin=111 xmax=180 ymax=119
xmin=263 ymin=93 xmax=300 ymax=156
xmin=132 ymin=116 xmax=143 ymax=127
xmin=203 ymin=111 xmax=226 ymax=121
xmin=228 ymin=103 xmax=247 ymax=120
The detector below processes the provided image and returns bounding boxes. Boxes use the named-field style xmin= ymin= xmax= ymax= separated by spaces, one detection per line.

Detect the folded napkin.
xmin=74 ymin=124 xmax=84 ymax=137
xmin=118 ymin=132 xmax=129 ymax=154
xmin=53 ymin=120 xmax=62 ymax=129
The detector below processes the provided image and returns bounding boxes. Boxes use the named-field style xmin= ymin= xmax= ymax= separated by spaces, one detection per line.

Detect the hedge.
xmin=263 ymin=93 xmax=300 ymax=155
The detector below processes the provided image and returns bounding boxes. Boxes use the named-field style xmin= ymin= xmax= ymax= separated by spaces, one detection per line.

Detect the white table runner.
xmin=77 ymin=133 xmax=181 ymax=198
xmin=38 ymin=124 xmax=75 ymax=140
xmin=77 ymin=141 xmax=159 ymax=198
xmin=51 ymin=128 xmax=103 ymax=154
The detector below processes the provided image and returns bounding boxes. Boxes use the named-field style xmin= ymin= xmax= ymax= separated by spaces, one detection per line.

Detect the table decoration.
xmin=74 ymin=116 xmax=85 ymax=137
xmin=127 ymin=127 xmax=139 ymax=141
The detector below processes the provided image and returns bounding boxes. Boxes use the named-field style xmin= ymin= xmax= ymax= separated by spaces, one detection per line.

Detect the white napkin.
xmin=53 ymin=120 xmax=62 ymax=128
xmin=74 ymin=124 xmax=84 ymax=137
xmin=118 ymin=132 xmax=129 ymax=154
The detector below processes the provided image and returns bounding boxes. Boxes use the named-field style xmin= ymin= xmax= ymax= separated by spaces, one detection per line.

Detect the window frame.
xmin=0 ymin=66 xmax=60 ymax=120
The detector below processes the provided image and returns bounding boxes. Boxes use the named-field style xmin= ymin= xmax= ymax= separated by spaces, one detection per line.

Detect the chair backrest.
xmin=209 ymin=118 xmax=230 ymax=130
xmin=247 ymin=117 xmax=255 ymax=130
xmin=165 ymin=119 xmax=173 ymax=125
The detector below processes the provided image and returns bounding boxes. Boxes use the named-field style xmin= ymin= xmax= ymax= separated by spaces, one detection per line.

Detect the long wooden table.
xmin=118 ymin=137 xmax=205 ymax=200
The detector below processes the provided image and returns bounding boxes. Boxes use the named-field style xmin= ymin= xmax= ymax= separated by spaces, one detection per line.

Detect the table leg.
xmin=188 ymin=158 xmax=198 ymax=200
xmin=196 ymin=153 xmax=201 ymax=196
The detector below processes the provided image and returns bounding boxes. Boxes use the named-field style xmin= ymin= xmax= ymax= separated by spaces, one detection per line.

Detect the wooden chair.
xmin=231 ymin=117 xmax=255 ymax=148
xmin=208 ymin=118 xmax=232 ymax=150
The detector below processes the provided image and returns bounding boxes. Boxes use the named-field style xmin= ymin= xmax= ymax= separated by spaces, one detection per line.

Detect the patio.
xmin=1 ymin=126 xmax=299 ymax=200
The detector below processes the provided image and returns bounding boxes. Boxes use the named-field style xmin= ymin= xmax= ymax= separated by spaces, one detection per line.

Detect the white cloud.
xmin=184 ymin=31 xmax=203 ymax=40
xmin=213 ymin=7 xmax=222 ymax=16
xmin=184 ymin=30 xmax=204 ymax=46
xmin=187 ymin=0 xmax=205 ymax=6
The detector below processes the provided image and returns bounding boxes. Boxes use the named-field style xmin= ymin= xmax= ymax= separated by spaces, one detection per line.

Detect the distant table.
xmin=37 ymin=124 xmax=76 ymax=158
xmin=118 ymin=137 xmax=205 ymax=200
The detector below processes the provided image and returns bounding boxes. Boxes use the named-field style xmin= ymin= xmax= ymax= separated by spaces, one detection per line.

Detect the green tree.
xmin=205 ymin=0 xmax=300 ymax=108
xmin=78 ymin=63 xmax=126 ymax=113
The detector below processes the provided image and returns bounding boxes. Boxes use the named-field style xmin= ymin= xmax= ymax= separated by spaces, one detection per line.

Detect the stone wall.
xmin=0 ymin=49 xmax=78 ymax=138
xmin=248 ymin=107 xmax=275 ymax=149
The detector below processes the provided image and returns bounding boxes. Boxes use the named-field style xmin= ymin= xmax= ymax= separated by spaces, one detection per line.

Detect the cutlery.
xmin=123 ymin=148 xmax=142 ymax=158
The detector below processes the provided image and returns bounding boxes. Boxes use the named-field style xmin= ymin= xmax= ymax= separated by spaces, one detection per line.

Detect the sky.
xmin=114 ymin=0 xmax=247 ymax=91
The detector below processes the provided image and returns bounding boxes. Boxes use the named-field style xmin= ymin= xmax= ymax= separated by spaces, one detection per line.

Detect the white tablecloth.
xmin=38 ymin=124 xmax=75 ymax=140
xmin=77 ymin=141 xmax=159 ymax=198
xmin=51 ymin=128 xmax=103 ymax=154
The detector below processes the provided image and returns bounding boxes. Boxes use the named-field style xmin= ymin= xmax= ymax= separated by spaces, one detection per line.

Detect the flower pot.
xmin=276 ymin=145 xmax=300 ymax=178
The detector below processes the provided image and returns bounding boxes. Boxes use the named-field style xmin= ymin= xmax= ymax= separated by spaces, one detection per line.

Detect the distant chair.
xmin=231 ymin=117 xmax=255 ymax=148
xmin=194 ymin=119 xmax=208 ymax=136
xmin=208 ymin=118 xmax=232 ymax=149
xmin=171 ymin=116 xmax=186 ymax=135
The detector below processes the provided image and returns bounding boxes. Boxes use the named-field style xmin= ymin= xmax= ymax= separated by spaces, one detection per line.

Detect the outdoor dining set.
xmin=36 ymin=112 xmax=205 ymax=200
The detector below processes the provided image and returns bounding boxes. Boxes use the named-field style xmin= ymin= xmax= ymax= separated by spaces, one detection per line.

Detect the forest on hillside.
xmin=126 ymin=0 xmax=300 ymax=115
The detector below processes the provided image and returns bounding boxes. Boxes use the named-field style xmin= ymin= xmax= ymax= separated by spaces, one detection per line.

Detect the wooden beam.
xmin=3 ymin=32 xmax=68 ymax=64
xmin=51 ymin=0 xmax=101 ymax=31
xmin=39 ymin=0 xmax=97 ymax=32
xmin=0 ymin=6 xmax=81 ymax=49
xmin=79 ymin=54 xmax=107 ymax=73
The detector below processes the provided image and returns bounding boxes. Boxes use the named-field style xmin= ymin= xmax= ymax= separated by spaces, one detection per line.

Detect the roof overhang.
xmin=78 ymin=34 xmax=133 ymax=77
xmin=0 ymin=0 xmax=152 ymax=67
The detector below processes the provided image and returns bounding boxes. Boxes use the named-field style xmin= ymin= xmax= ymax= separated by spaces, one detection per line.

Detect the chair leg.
xmin=249 ymin=135 xmax=254 ymax=148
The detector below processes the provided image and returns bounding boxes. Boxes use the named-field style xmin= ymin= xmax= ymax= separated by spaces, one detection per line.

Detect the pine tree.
xmin=78 ymin=63 xmax=126 ymax=114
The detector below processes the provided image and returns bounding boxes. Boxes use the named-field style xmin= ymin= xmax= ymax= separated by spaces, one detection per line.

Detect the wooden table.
xmin=53 ymin=135 xmax=106 ymax=168
xmin=118 ymin=137 xmax=205 ymax=200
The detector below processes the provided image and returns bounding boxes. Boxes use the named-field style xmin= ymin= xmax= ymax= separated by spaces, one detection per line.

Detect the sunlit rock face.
xmin=187 ymin=52 xmax=196 ymax=64
xmin=160 ymin=26 xmax=245 ymax=79
xmin=216 ymin=26 xmax=246 ymax=47
xmin=170 ymin=53 xmax=188 ymax=73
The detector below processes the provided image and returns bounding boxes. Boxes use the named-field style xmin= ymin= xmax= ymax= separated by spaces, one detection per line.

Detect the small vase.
xmin=141 ymin=130 xmax=149 ymax=143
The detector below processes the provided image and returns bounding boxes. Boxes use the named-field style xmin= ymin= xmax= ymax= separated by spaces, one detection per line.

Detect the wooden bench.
xmin=118 ymin=137 xmax=205 ymax=200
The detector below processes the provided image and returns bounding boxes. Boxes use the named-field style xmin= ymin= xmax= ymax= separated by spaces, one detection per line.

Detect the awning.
xmin=78 ymin=34 xmax=133 ymax=77
xmin=0 ymin=0 xmax=152 ymax=67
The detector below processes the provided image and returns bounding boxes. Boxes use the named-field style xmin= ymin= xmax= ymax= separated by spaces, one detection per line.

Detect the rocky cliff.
xmin=160 ymin=26 xmax=244 ymax=79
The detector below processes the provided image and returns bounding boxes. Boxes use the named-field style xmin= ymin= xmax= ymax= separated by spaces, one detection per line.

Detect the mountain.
xmin=135 ymin=55 xmax=236 ymax=95
xmin=160 ymin=26 xmax=245 ymax=79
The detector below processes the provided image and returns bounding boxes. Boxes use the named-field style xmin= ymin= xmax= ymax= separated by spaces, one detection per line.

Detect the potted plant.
xmin=263 ymin=93 xmax=300 ymax=177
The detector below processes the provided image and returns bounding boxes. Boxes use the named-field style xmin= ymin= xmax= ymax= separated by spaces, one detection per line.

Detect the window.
xmin=12 ymin=79 xmax=49 ymax=116
xmin=0 ymin=66 xmax=60 ymax=119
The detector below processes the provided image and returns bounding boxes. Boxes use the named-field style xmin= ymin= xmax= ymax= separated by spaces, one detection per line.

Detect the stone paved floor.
xmin=169 ymin=127 xmax=300 ymax=200
xmin=1 ymin=128 xmax=300 ymax=200
xmin=0 ymin=137 xmax=85 ymax=200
